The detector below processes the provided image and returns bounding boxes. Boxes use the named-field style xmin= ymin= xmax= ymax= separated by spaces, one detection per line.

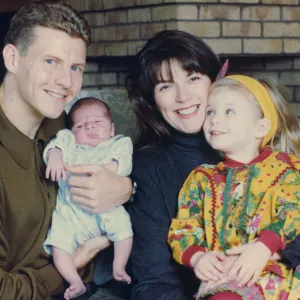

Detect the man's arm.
xmin=127 ymin=158 xmax=188 ymax=300
xmin=0 ymin=224 xmax=65 ymax=299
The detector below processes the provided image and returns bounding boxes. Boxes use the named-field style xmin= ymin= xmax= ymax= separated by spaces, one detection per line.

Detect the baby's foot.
xmin=64 ymin=281 xmax=86 ymax=299
xmin=113 ymin=267 xmax=131 ymax=284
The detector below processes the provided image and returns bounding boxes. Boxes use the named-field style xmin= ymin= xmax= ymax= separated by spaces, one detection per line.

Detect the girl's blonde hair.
xmin=209 ymin=77 xmax=300 ymax=157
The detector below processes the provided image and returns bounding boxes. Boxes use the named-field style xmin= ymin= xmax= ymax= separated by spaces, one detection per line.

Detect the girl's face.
xmin=203 ymin=89 xmax=264 ymax=162
xmin=154 ymin=59 xmax=211 ymax=134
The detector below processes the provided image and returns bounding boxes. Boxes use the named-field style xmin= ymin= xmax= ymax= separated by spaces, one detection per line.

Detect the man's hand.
xmin=226 ymin=241 xmax=271 ymax=287
xmin=74 ymin=236 xmax=111 ymax=269
xmin=46 ymin=148 xmax=66 ymax=181
xmin=65 ymin=164 xmax=132 ymax=214
xmin=191 ymin=251 xmax=225 ymax=281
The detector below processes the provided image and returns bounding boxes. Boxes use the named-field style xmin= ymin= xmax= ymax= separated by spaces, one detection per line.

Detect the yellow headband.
xmin=225 ymin=75 xmax=278 ymax=147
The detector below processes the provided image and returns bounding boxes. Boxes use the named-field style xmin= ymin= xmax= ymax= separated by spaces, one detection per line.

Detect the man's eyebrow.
xmin=73 ymin=62 xmax=86 ymax=68
xmin=42 ymin=54 xmax=62 ymax=61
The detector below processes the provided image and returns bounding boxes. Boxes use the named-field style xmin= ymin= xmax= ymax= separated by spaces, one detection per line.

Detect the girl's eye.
xmin=226 ymin=109 xmax=234 ymax=115
xmin=206 ymin=110 xmax=214 ymax=116
xmin=77 ymin=125 xmax=83 ymax=129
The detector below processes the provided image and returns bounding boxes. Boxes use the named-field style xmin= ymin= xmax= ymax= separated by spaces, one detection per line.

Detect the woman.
xmin=126 ymin=30 xmax=300 ymax=300
xmin=126 ymin=30 xmax=220 ymax=300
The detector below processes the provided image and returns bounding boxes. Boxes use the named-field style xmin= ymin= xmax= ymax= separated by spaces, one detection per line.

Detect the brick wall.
xmin=66 ymin=0 xmax=300 ymax=115
xmin=67 ymin=0 xmax=300 ymax=56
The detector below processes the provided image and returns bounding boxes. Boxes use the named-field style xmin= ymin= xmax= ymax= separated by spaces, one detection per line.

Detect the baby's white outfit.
xmin=43 ymin=129 xmax=133 ymax=255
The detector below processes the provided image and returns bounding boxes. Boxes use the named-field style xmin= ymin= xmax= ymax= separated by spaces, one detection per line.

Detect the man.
xmin=0 ymin=1 xmax=131 ymax=299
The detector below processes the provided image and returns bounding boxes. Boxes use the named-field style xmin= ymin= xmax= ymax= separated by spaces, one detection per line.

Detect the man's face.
xmin=13 ymin=26 xmax=87 ymax=120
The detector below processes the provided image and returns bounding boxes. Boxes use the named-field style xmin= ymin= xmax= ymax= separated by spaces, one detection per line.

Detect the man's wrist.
xmin=116 ymin=176 xmax=132 ymax=205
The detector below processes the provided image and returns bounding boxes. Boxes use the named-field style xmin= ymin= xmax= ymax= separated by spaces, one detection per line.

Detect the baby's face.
xmin=71 ymin=103 xmax=115 ymax=147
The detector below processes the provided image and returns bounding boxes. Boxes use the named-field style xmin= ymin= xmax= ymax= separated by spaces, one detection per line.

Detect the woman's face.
xmin=154 ymin=59 xmax=211 ymax=134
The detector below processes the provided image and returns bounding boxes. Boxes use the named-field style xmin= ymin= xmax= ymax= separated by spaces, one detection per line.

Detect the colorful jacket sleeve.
xmin=168 ymin=168 xmax=207 ymax=268
xmin=257 ymin=160 xmax=300 ymax=255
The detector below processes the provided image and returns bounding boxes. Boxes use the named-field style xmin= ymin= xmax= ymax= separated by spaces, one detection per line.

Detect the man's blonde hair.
xmin=4 ymin=1 xmax=91 ymax=55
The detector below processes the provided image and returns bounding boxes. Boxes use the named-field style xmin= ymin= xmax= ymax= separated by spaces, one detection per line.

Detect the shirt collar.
xmin=0 ymin=106 xmax=46 ymax=169
xmin=223 ymin=147 xmax=273 ymax=168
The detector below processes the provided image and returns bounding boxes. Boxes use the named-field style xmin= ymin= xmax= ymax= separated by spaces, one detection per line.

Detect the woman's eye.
xmin=77 ymin=125 xmax=83 ymax=129
xmin=206 ymin=110 xmax=214 ymax=116
xmin=190 ymin=76 xmax=201 ymax=82
xmin=226 ymin=109 xmax=234 ymax=115
xmin=159 ymin=84 xmax=171 ymax=91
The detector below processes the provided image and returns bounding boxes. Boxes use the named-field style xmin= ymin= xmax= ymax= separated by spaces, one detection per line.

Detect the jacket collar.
xmin=0 ymin=106 xmax=46 ymax=169
xmin=223 ymin=148 xmax=273 ymax=168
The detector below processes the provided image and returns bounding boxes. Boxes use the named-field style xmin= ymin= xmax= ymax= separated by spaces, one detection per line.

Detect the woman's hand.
xmin=191 ymin=251 xmax=225 ymax=281
xmin=65 ymin=164 xmax=132 ymax=214
xmin=74 ymin=236 xmax=111 ymax=269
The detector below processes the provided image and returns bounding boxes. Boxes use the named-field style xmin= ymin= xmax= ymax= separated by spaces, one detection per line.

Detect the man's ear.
xmin=2 ymin=44 xmax=20 ymax=74
xmin=111 ymin=122 xmax=115 ymax=137
xmin=255 ymin=118 xmax=271 ymax=139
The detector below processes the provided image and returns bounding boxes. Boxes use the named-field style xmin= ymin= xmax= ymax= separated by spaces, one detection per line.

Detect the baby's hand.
xmin=191 ymin=251 xmax=225 ymax=282
xmin=46 ymin=148 xmax=66 ymax=181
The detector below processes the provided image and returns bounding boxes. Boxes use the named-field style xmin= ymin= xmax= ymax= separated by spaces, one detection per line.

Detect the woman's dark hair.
xmin=126 ymin=30 xmax=221 ymax=149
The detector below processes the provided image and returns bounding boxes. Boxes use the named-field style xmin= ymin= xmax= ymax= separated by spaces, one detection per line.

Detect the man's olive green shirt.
xmin=0 ymin=107 xmax=93 ymax=299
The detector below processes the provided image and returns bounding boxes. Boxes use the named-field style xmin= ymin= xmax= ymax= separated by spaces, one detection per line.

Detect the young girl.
xmin=168 ymin=75 xmax=300 ymax=299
